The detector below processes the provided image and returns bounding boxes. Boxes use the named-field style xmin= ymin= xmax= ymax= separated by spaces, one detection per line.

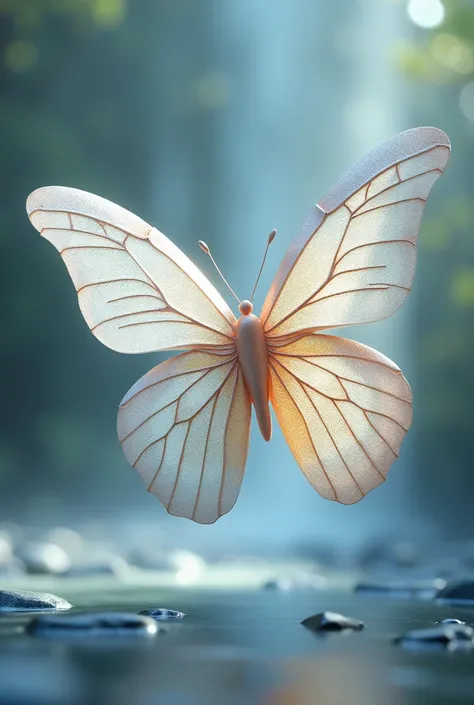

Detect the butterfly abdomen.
xmin=235 ymin=309 xmax=272 ymax=442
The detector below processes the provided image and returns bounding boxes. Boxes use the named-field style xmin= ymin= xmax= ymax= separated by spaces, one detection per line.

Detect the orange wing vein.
xmin=27 ymin=187 xmax=236 ymax=353
xmin=117 ymin=349 xmax=251 ymax=523
xmin=268 ymin=334 xmax=412 ymax=504
xmin=262 ymin=127 xmax=450 ymax=338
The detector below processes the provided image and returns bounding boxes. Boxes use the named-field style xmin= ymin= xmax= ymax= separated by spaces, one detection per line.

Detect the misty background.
xmin=1 ymin=0 xmax=473 ymax=552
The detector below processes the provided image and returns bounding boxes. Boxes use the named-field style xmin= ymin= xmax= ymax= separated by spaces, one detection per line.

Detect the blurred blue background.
xmin=1 ymin=0 xmax=473 ymax=552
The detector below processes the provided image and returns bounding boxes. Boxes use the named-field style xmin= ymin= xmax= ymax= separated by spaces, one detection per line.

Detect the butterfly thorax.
xmin=235 ymin=302 xmax=272 ymax=442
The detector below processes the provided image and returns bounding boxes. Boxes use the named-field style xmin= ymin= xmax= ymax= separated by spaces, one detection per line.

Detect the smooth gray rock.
xmin=27 ymin=611 xmax=158 ymax=638
xmin=395 ymin=624 xmax=474 ymax=647
xmin=355 ymin=579 xmax=446 ymax=600
xmin=441 ymin=618 xmax=466 ymax=625
xmin=0 ymin=589 xmax=72 ymax=612
xmin=301 ymin=611 xmax=364 ymax=632
xmin=139 ymin=608 xmax=185 ymax=620
xmin=17 ymin=541 xmax=70 ymax=575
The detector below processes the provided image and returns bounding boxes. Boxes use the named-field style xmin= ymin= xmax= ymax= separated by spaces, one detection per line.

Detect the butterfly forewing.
xmin=268 ymin=334 xmax=412 ymax=504
xmin=27 ymin=187 xmax=236 ymax=353
xmin=117 ymin=349 xmax=251 ymax=523
xmin=261 ymin=127 xmax=450 ymax=338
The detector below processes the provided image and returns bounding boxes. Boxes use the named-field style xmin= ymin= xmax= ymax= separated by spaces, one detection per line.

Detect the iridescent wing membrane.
xmin=27 ymin=187 xmax=250 ymax=523
xmin=263 ymin=127 xmax=450 ymax=503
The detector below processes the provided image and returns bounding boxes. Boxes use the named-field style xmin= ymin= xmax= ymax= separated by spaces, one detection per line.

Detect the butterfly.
xmin=27 ymin=126 xmax=450 ymax=524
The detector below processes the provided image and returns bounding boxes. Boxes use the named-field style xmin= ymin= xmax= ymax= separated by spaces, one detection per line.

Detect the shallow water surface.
xmin=1 ymin=578 xmax=474 ymax=705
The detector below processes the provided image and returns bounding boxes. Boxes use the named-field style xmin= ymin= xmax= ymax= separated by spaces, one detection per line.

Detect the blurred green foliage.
xmin=399 ymin=0 xmax=474 ymax=526
xmin=0 ymin=0 xmax=166 ymax=512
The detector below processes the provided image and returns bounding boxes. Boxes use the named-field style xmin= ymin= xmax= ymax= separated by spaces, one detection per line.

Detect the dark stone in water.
xmin=395 ymin=624 xmax=474 ymax=648
xmin=301 ymin=611 xmax=364 ymax=632
xmin=139 ymin=608 xmax=185 ymax=620
xmin=0 ymin=589 xmax=72 ymax=612
xmin=355 ymin=579 xmax=446 ymax=600
xmin=27 ymin=612 xmax=158 ymax=638
xmin=436 ymin=581 xmax=474 ymax=603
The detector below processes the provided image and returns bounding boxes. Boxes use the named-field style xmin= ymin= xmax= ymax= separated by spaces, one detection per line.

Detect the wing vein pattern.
xmin=117 ymin=350 xmax=251 ymax=524
xmin=268 ymin=334 xmax=412 ymax=504
xmin=262 ymin=128 xmax=450 ymax=337
xmin=27 ymin=187 xmax=237 ymax=353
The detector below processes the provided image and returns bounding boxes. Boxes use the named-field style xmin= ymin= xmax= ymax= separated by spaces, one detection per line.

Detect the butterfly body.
xmin=26 ymin=126 xmax=451 ymax=523
xmin=235 ymin=302 xmax=272 ymax=441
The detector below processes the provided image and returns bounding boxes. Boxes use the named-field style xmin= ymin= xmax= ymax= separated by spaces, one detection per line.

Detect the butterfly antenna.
xmin=198 ymin=241 xmax=241 ymax=304
xmin=250 ymin=229 xmax=276 ymax=303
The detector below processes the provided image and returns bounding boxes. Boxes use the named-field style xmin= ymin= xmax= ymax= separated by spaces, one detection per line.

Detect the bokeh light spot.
xmin=92 ymin=0 xmax=127 ymax=30
xmin=407 ymin=0 xmax=445 ymax=29
xmin=451 ymin=268 xmax=474 ymax=306
xmin=431 ymin=34 xmax=474 ymax=75
xmin=5 ymin=41 xmax=38 ymax=73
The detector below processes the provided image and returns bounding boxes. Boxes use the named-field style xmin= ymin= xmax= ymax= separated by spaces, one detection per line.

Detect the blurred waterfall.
xmin=149 ymin=0 xmax=423 ymax=551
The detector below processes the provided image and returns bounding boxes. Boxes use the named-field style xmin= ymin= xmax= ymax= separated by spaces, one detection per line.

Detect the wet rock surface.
xmin=139 ymin=608 xmax=185 ymax=620
xmin=0 ymin=589 xmax=72 ymax=612
xmin=354 ymin=579 xmax=446 ymax=600
xmin=436 ymin=580 xmax=474 ymax=602
xmin=27 ymin=612 xmax=158 ymax=638
xmin=301 ymin=611 xmax=364 ymax=632
xmin=394 ymin=624 xmax=474 ymax=649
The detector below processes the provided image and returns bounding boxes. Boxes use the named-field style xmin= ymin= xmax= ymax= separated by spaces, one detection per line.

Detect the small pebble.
xmin=355 ymin=579 xmax=446 ymax=600
xmin=27 ymin=612 xmax=158 ymax=638
xmin=139 ymin=608 xmax=185 ymax=620
xmin=394 ymin=624 xmax=474 ymax=648
xmin=436 ymin=580 xmax=474 ymax=603
xmin=0 ymin=589 xmax=72 ymax=612
xmin=17 ymin=541 xmax=70 ymax=575
xmin=301 ymin=611 xmax=364 ymax=632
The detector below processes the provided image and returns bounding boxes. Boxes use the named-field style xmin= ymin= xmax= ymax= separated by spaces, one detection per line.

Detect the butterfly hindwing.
xmin=117 ymin=349 xmax=251 ymax=523
xmin=268 ymin=334 xmax=412 ymax=504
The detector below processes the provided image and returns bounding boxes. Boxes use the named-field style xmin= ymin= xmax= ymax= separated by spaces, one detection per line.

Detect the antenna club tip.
xmin=268 ymin=229 xmax=277 ymax=243
xmin=198 ymin=240 xmax=210 ymax=254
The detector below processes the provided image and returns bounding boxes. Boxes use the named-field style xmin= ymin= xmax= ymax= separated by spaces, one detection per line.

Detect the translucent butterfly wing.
xmin=262 ymin=127 xmax=450 ymax=338
xmin=27 ymin=187 xmax=236 ymax=353
xmin=117 ymin=349 xmax=251 ymax=523
xmin=268 ymin=334 xmax=412 ymax=504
